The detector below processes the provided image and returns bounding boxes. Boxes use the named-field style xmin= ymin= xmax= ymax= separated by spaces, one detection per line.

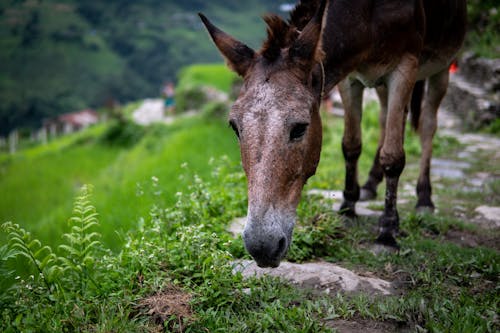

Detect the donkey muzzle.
xmin=242 ymin=209 xmax=295 ymax=268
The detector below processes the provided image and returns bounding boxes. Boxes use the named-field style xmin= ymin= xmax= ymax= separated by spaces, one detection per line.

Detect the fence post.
xmin=9 ymin=129 xmax=18 ymax=154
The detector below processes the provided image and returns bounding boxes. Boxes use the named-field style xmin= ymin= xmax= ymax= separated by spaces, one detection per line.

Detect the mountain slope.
xmin=0 ymin=0 xmax=280 ymax=135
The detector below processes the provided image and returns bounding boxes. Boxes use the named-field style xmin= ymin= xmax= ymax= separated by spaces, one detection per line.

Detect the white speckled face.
xmin=229 ymin=67 xmax=323 ymax=267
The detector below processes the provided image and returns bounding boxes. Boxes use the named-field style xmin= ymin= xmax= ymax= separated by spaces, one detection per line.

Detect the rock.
xmin=441 ymin=53 xmax=500 ymax=130
xmin=475 ymin=206 xmax=500 ymax=228
xmin=132 ymin=99 xmax=168 ymax=125
xmin=308 ymin=189 xmax=410 ymax=216
xmin=233 ymin=260 xmax=394 ymax=296
xmin=430 ymin=158 xmax=470 ymax=179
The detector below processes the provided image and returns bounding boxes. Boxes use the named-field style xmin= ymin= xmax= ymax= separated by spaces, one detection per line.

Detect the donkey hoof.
xmin=339 ymin=201 xmax=357 ymax=219
xmin=375 ymin=232 xmax=400 ymax=249
xmin=359 ymin=187 xmax=377 ymax=201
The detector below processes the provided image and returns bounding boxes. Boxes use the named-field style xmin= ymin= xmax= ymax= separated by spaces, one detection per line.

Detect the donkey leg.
xmin=416 ymin=69 xmax=449 ymax=213
xmin=377 ymin=55 xmax=419 ymax=247
xmin=338 ymin=78 xmax=364 ymax=217
xmin=360 ymin=85 xmax=388 ymax=201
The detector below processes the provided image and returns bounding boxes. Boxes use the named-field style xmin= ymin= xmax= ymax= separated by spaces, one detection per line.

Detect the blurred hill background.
xmin=0 ymin=0 xmax=282 ymax=136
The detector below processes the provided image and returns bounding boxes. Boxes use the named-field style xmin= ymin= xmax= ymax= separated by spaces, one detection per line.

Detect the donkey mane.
xmin=259 ymin=0 xmax=322 ymax=63
xmin=260 ymin=15 xmax=297 ymax=61
xmin=289 ymin=0 xmax=321 ymax=30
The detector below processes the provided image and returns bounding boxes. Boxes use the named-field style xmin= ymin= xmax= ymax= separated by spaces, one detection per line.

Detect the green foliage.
xmin=1 ymin=186 xmax=107 ymax=331
xmin=175 ymin=85 xmax=208 ymax=113
xmin=483 ymin=117 xmax=500 ymax=135
xmin=0 ymin=0 xmax=272 ymax=135
xmin=58 ymin=184 xmax=104 ymax=295
xmin=99 ymin=119 xmax=145 ymax=147
xmin=287 ymin=195 xmax=346 ymax=263
xmin=465 ymin=0 xmax=500 ymax=58
xmin=1 ymin=150 xmax=499 ymax=331
xmin=1 ymin=222 xmax=61 ymax=293
xmin=0 ymin=112 xmax=240 ymax=251
xmin=177 ymin=64 xmax=237 ymax=93
xmin=1 ymin=83 xmax=498 ymax=331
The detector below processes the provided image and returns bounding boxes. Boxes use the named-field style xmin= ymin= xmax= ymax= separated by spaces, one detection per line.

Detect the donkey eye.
xmin=229 ymin=120 xmax=240 ymax=138
xmin=290 ymin=123 xmax=308 ymax=141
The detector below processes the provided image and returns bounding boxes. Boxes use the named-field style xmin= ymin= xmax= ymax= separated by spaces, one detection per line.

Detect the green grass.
xmin=1 ymin=149 xmax=497 ymax=332
xmin=1 ymin=88 xmax=498 ymax=332
xmin=177 ymin=64 xmax=237 ymax=93
xmin=0 ymin=115 xmax=240 ymax=251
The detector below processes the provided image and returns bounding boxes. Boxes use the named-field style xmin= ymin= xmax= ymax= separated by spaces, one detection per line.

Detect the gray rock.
xmin=233 ymin=260 xmax=394 ymax=296
xmin=475 ymin=206 xmax=500 ymax=228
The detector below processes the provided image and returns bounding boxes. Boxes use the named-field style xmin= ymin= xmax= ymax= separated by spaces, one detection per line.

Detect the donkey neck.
xmin=319 ymin=0 xmax=466 ymax=91
xmin=320 ymin=0 xmax=375 ymax=91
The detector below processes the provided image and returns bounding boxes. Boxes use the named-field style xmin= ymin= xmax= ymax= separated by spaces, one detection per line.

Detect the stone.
xmin=232 ymin=260 xmax=394 ymax=296
xmin=441 ymin=54 xmax=500 ymax=130
xmin=475 ymin=206 xmax=500 ymax=228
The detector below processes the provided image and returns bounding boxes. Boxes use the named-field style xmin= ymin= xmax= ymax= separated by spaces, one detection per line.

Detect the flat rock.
xmin=431 ymin=158 xmax=470 ymax=179
xmin=475 ymin=206 xmax=500 ymax=228
xmin=309 ymin=189 xmax=382 ymax=216
xmin=233 ymin=260 xmax=394 ymax=296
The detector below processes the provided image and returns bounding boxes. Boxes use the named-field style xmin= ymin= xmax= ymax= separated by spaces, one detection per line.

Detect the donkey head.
xmin=200 ymin=1 xmax=327 ymax=267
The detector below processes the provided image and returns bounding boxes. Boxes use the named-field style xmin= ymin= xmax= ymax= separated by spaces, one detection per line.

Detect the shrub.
xmin=175 ymin=85 xmax=208 ymax=113
xmin=99 ymin=119 xmax=145 ymax=147
xmin=202 ymin=101 xmax=229 ymax=120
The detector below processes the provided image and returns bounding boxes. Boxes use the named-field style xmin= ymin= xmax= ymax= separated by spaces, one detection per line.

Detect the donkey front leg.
xmin=360 ymin=85 xmax=388 ymax=201
xmin=338 ymin=78 xmax=364 ymax=217
xmin=377 ymin=55 xmax=418 ymax=247
xmin=415 ymin=69 xmax=449 ymax=213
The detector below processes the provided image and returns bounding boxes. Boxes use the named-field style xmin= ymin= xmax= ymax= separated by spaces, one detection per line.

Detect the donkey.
xmin=200 ymin=0 xmax=466 ymax=267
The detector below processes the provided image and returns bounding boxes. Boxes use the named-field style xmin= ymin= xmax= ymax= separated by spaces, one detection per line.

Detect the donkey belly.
xmin=351 ymin=62 xmax=399 ymax=88
xmin=352 ymin=48 xmax=457 ymax=87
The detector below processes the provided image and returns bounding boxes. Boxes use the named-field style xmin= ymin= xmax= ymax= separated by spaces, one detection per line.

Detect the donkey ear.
xmin=289 ymin=0 xmax=327 ymax=72
xmin=199 ymin=13 xmax=255 ymax=77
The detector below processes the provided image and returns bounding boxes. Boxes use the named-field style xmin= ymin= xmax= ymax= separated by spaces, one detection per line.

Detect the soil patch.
xmin=138 ymin=286 xmax=193 ymax=332
xmin=444 ymin=227 xmax=500 ymax=252
xmin=324 ymin=317 xmax=412 ymax=333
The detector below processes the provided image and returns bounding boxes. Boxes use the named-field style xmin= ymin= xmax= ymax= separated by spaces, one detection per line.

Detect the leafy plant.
xmin=1 ymin=222 xmax=61 ymax=294
xmin=0 ymin=185 xmax=121 ymax=331
xmin=59 ymin=184 xmax=104 ymax=295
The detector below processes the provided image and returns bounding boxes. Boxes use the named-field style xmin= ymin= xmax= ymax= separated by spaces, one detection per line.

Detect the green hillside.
xmin=1 ymin=0 xmax=497 ymax=136
xmin=0 ymin=63 xmax=239 ymax=250
xmin=0 ymin=111 xmax=240 ymax=251
xmin=0 ymin=0 xmax=278 ymax=135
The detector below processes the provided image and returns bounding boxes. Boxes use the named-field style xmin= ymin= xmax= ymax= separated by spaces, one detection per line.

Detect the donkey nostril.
xmin=277 ymin=236 xmax=286 ymax=255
